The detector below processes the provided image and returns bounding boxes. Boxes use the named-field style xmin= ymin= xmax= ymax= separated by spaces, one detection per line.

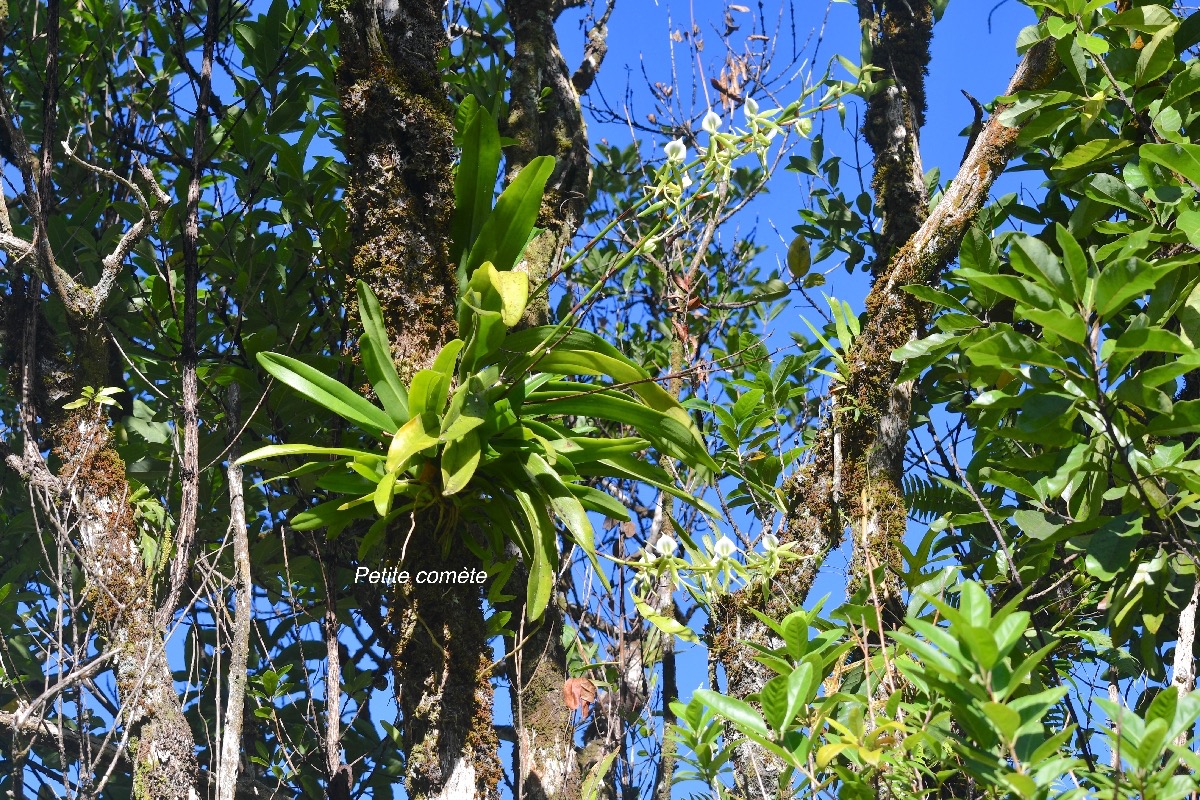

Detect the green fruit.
xmin=787 ymin=236 xmax=811 ymax=281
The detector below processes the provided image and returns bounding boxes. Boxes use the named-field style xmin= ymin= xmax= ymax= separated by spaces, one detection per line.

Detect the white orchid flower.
xmin=713 ymin=536 xmax=737 ymax=559
xmin=664 ymin=138 xmax=687 ymax=162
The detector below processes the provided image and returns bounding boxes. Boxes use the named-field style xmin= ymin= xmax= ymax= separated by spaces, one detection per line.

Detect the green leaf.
xmin=1082 ymin=174 xmax=1150 ymax=218
xmin=523 ymin=452 xmax=600 ymax=574
xmin=466 ymin=155 xmax=555 ymax=274
xmin=581 ymin=752 xmax=618 ymax=800
xmin=551 ymin=436 xmax=650 ymax=464
xmin=1009 ymin=235 xmax=1071 ymax=300
xmin=509 ymin=478 xmax=557 ymax=619
xmin=502 ymin=327 xmax=700 ymax=435
xmin=1108 ymin=6 xmax=1178 ymax=33
xmin=961 ymin=625 xmax=1000 ymax=670
xmin=258 ymin=352 xmax=394 ymax=437
xmin=356 ymin=281 xmax=409 ymax=425
xmin=441 ymin=430 xmax=481 ymax=495
xmin=1054 ymin=139 xmax=1134 ymax=172
xmin=451 ymin=102 xmax=502 ymax=266
xmin=290 ymin=497 xmax=371 ymax=534
xmin=1054 ymin=223 xmax=1088 ymax=296
xmin=567 ymin=483 xmax=630 ymax=521
xmin=1021 ymin=307 xmax=1086 ymax=343
xmin=582 ymin=455 xmax=719 ymax=517
xmin=1096 ymin=257 xmax=1178 ymax=318
xmin=441 ymin=380 xmax=490 ymax=442
xmin=1135 ymin=25 xmax=1178 ymax=86
xmin=1084 ymin=517 xmax=1141 ymax=581
xmin=694 ymin=689 xmax=768 ymax=735
xmin=760 ymin=675 xmax=789 ymax=733
xmin=959 ymin=581 xmax=992 ymax=628
xmin=386 ymin=413 xmax=439 ymax=473
xmin=410 ymin=340 xmax=464 ymax=417
xmin=524 ymin=392 xmax=715 ymax=471
xmin=493 ymin=269 xmax=529 ymax=326
xmin=955 ymin=269 xmax=1056 ymax=311
xmin=633 ymin=594 xmax=698 ymax=643
xmin=965 ymin=329 xmax=1069 ymax=372
xmin=374 ymin=470 xmax=398 ymax=516
xmin=1140 ymin=142 xmax=1200 ymax=187
xmin=983 ymin=701 xmax=1021 ymax=742
xmin=235 ymin=443 xmax=382 ymax=466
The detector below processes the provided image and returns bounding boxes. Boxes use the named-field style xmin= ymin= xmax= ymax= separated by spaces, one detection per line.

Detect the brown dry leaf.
xmin=563 ymin=677 xmax=598 ymax=720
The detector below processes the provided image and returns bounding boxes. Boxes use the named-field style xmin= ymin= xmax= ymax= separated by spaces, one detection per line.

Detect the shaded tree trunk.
xmin=330 ymin=2 xmax=501 ymax=798
xmin=500 ymin=2 xmax=610 ymax=797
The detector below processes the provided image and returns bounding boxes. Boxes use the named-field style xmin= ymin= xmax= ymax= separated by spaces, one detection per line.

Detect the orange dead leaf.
xmin=563 ymin=677 xmax=598 ymax=720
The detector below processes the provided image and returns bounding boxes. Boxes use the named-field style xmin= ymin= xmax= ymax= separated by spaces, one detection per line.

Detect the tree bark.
xmin=330 ymin=2 xmax=501 ymax=797
xmin=1174 ymin=577 xmax=1200 ymax=746
xmin=504 ymin=0 xmax=598 ymax=322
xmin=850 ymin=0 xmax=933 ymax=611
xmin=216 ymin=384 xmax=253 ymax=800
xmin=710 ymin=35 xmax=1061 ymax=798
xmin=499 ymin=2 xmax=610 ymax=796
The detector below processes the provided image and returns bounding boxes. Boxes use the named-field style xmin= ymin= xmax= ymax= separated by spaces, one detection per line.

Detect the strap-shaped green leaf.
xmin=567 ymin=483 xmax=630 ymax=521
xmin=236 ymin=443 xmax=382 ymax=466
xmin=466 ymin=155 xmax=555 ymax=274
xmin=522 ymin=451 xmax=600 ymax=576
xmin=409 ymin=339 xmax=463 ymax=417
xmin=524 ymin=392 xmax=717 ymax=471
xmin=374 ymin=470 xmax=398 ymax=516
xmin=451 ymin=102 xmax=502 ymax=267
xmin=258 ymin=351 xmax=394 ymax=438
xmin=583 ymin=454 xmax=720 ymax=518
xmin=441 ymin=381 xmax=490 ymax=442
xmin=289 ymin=497 xmax=372 ymax=534
xmin=501 ymin=326 xmax=705 ymax=439
xmin=356 ymin=281 xmax=409 ymax=425
xmin=508 ymin=477 xmax=557 ymax=620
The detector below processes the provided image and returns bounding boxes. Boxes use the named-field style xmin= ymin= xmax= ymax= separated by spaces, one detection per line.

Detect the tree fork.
xmin=710 ymin=34 xmax=1061 ymax=798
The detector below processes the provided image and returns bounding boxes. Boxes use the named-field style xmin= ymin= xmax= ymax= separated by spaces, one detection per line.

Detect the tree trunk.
xmin=330 ymin=2 xmax=501 ymax=797
xmin=58 ymin=414 xmax=199 ymax=800
xmin=500 ymin=2 xmax=608 ymax=796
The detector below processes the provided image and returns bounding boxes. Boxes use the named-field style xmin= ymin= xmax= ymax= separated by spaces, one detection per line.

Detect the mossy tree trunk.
xmin=331 ymin=2 xmax=501 ymax=798
xmin=710 ymin=33 xmax=1061 ymax=798
xmin=500 ymin=1 xmax=607 ymax=797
